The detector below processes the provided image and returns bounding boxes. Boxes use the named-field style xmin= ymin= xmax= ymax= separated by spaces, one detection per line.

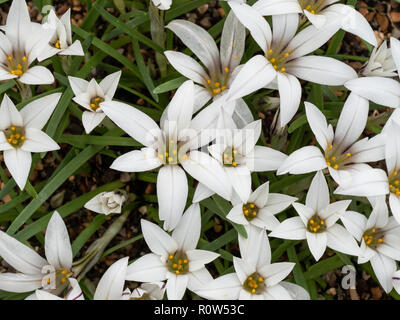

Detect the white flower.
xmin=101 ymin=80 xmax=232 ymax=231
xmin=393 ymin=270 xmax=400 ymax=294
xmin=206 ymin=119 xmax=287 ymax=202
xmin=226 ymin=2 xmax=357 ymax=126
xmin=277 ymin=93 xmax=388 ymax=197
xmin=361 ymin=41 xmax=397 ymax=77
xmin=253 ymin=0 xmax=376 ymax=47
xmin=152 ymin=0 xmax=172 ymax=10
xmin=195 ymin=225 xmax=309 ymax=300
xmin=270 ymin=171 xmax=360 ymax=261
xmin=127 ymin=282 xmax=166 ymax=300
xmin=84 ymin=190 xmax=126 ymax=215
xmin=0 ymin=93 xmax=61 ymax=189
xmin=39 ymin=9 xmax=84 ymax=60
xmin=341 ymin=197 xmax=400 ymax=293
xmin=0 ymin=211 xmax=73 ymax=293
xmin=125 ymin=204 xmax=219 ymax=300
xmin=227 ymin=181 xmax=297 ymax=230
xmin=29 ymin=278 xmax=84 ymax=300
xmin=0 ymin=0 xmax=55 ymax=84
xmin=165 ymin=13 xmax=254 ymax=128
xmin=68 ymin=71 xmax=121 ymax=134
xmin=344 ymin=37 xmax=400 ymax=108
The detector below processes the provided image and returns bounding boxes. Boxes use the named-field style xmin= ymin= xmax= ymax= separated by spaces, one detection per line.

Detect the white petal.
xmin=166 ymin=20 xmax=220 ymax=76
xmin=345 ymin=77 xmax=400 ymax=108
xmin=389 ymin=193 xmax=400 ymax=225
xmin=348 ymin=135 xmax=385 ymax=163
xmin=246 ymin=145 xmax=287 ymax=172
xmin=226 ymin=203 xmax=249 ymax=226
xmin=225 ymin=166 xmax=251 ymax=203
xmin=181 ymin=150 xmax=232 ymax=201
xmin=98 ymin=71 xmax=121 ymax=99
xmin=227 ymin=55 xmax=276 ymax=102
xmin=20 ymin=93 xmax=62 ymax=130
xmin=100 ymin=101 xmax=161 ymax=147
xmin=192 ymin=182 xmax=214 ymax=203
xmin=195 ymin=273 xmax=241 ymax=300
xmin=239 ymin=225 xmax=271 ymax=268
xmin=125 ymin=253 xmax=168 ymax=282
xmin=269 ymin=217 xmax=306 ymax=240
xmin=286 ymin=56 xmax=357 ymax=85
xmin=19 ymin=66 xmax=54 ymax=85
xmin=4 ymin=148 xmax=32 ymax=190
xmin=272 ymin=14 xmax=299 ymax=52
xmin=157 ymin=165 xmax=188 ymax=231
xmin=248 ymin=181 xmax=269 ymax=208
xmin=263 ymin=284 xmax=293 ymax=300
xmin=0 ymin=273 xmax=43 ymax=293
xmin=304 ymin=10 xmax=327 ymax=28
xmin=258 ymin=262 xmax=295 ymax=287
xmin=306 ymin=231 xmax=327 ymax=261
xmin=333 ymin=93 xmax=369 ymax=152
xmin=187 ymin=268 xmax=213 ymax=292
xmin=68 ymin=76 xmax=89 ymax=96
xmin=187 ymin=249 xmax=219 ymax=272
xmin=172 ymin=203 xmax=201 ymax=251
xmin=326 ymin=224 xmax=360 ymax=257
xmin=370 ymin=253 xmax=396 ymax=293
xmin=82 ymin=111 xmax=106 ymax=134
xmin=166 ymin=274 xmax=188 ymax=300
xmin=164 ymin=51 xmax=208 ymax=85
xmin=385 ymin=120 xmax=400 ymax=173
xmin=229 ymin=2 xmax=271 ymax=52
xmin=94 ymin=257 xmax=128 ymax=300
xmin=277 ymin=146 xmax=326 ymax=175
xmin=0 ymin=94 xmax=23 ymax=130
xmin=305 ymin=101 xmax=333 ymax=151
xmin=259 ymin=193 xmax=297 ymax=215
xmin=110 ymin=148 xmax=162 ymax=173
xmin=253 ymin=0 xmax=302 ymax=16
xmin=306 ymin=170 xmax=329 ymax=213
xmin=0 ymin=230 xmax=47 ymax=274
xmin=141 ymin=219 xmax=178 ymax=257
xmin=21 ymin=128 xmax=59 ymax=153
xmin=0 ymin=132 xmax=12 ymax=151
xmin=59 ymin=40 xmax=84 ymax=56
xmin=44 ymin=211 xmax=73 ymax=270
xmin=341 ymin=211 xmax=367 ymax=241
xmin=391 ymin=37 xmax=400 ymax=76
xmin=277 ymin=72 xmax=302 ymax=126
xmin=280 ymin=282 xmax=310 ymax=300
xmin=293 ymin=202 xmax=314 ymax=225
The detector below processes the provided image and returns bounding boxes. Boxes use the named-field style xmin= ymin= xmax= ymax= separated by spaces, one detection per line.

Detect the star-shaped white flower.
xmin=270 ymin=171 xmax=360 ymax=261
xmin=361 ymin=41 xmax=397 ymax=78
xmin=68 ymin=71 xmax=121 ymax=134
xmin=0 ymin=211 xmax=73 ymax=293
xmin=253 ymin=0 xmax=376 ymax=47
xmin=165 ymin=13 xmax=254 ymax=128
xmin=0 ymin=0 xmax=55 ymax=85
xmin=0 ymin=93 xmax=61 ymax=189
xmin=224 ymin=2 xmax=357 ymax=127
xmin=39 ymin=9 xmax=84 ymax=60
xmin=195 ymin=225 xmax=309 ymax=300
xmin=101 ymin=80 xmax=232 ymax=231
xmin=341 ymin=197 xmax=400 ymax=293
xmin=125 ymin=204 xmax=219 ymax=300
xmin=277 ymin=94 xmax=388 ymax=197
xmin=227 ymin=181 xmax=297 ymax=230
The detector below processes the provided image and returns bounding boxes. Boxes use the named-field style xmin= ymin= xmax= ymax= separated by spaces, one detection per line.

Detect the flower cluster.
xmin=0 ymin=0 xmax=399 ymax=301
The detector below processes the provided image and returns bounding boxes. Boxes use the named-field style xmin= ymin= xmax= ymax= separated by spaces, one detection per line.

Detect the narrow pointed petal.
xmin=258 ymin=262 xmax=295 ymax=287
xmin=370 ymin=253 xmax=396 ymax=293
xmin=21 ymin=128 xmax=59 ymax=153
xmin=277 ymin=72 xmax=302 ymax=127
xmin=98 ymin=71 xmax=121 ymax=98
xmin=172 ymin=203 xmax=201 ymax=252
xmin=225 ymin=166 xmax=251 ymax=203
xmin=272 ymin=14 xmax=299 ymax=52
xmin=126 ymin=253 xmax=168 ymax=282
xmin=195 ymin=273 xmax=242 ymax=300
xmin=341 ymin=211 xmax=367 ymax=241
xmin=187 ymin=249 xmax=220 ymax=272
xmin=192 ymin=183 xmax=214 ymax=203
xmin=44 ymin=211 xmax=73 ymax=271
xmin=68 ymin=76 xmax=89 ymax=96
xmin=110 ymin=148 xmax=162 ymax=173
xmin=157 ymin=165 xmax=188 ymax=231
xmin=269 ymin=217 xmax=306 ymax=240
xmin=390 ymin=37 xmax=400 ymax=76
xmin=19 ymin=66 xmax=54 ymax=85
xmin=94 ymin=257 xmax=128 ymax=300
xmin=4 ymin=148 xmax=32 ymax=190
xmin=59 ymin=40 xmax=84 ymax=56
xmin=306 ymin=171 xmax=329 ymax=212
xmin=306 ymin=231 xmax=327 ymax=261
xmin=326 ymin=224 xmax=361 ymax=256
xmin=345 ymin=77 xmax=400 ymax=108
xmin=82 ymin=111 xmax=106 ymax=134
xmin=227 ymin=55 xmax=276 ymax=102
xmin=166 ymin=274 xmax=189 ymax=300
xmin=0 ymin=94 xmax=23 ymax=130
xmin=0 ymin=230 xmax=47 ymax=274
xmin=252 ymin=0 xmax=302 ymax=16
xmin=246 ymin=146 xmax=287 ymax=172
xmin=0 ymin=273 xmax=43 ymax=293
xmin=277 ymin=146 xmax=326 ymax=175
xmin=239 ymin=225 xmax=271 ymax=267
xmin=141 ymin=219 xmax=178 ymax=257
xmin=305 ymin=102 xmax=334 ymax=151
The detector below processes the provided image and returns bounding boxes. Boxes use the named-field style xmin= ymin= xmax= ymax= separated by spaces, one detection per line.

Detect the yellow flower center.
xmin=363 ymin=228 xmax=384 ymax=249
xmin=299 ymin=0 xmax=324 ymax=14
xmin=265 ymin=49 xmax=291 ymax=73
xmin=242 ymin=202 xmax=259 ymax=221
xmin=324 ymin=145 xmax=352 ymax=170
xmin=205 ymin=66 xmax=230 ymax=97
xmin=157 ymin=139 xmax=188 ymax=165
xmin=389 ymin=170 xmax=400 ymax=197
xmin=89 ymin=96 xmax=104 ymax=111
xmin=168 ymin=252 xmax=189 ymax=275
xmin=222 ymin=147 xmax=239 ymax=167
xmin=54 ymin=40 xmax=61 ymax=49
xmin=7 ymin=54 xmax=28 ymax=77
xmin=307 ymin=214 xmax=326 ymax=233
xmin=243 ymin=272 xmax=265 ymax=295
xmin=5 ymin=126 xmax=26 ymax=148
